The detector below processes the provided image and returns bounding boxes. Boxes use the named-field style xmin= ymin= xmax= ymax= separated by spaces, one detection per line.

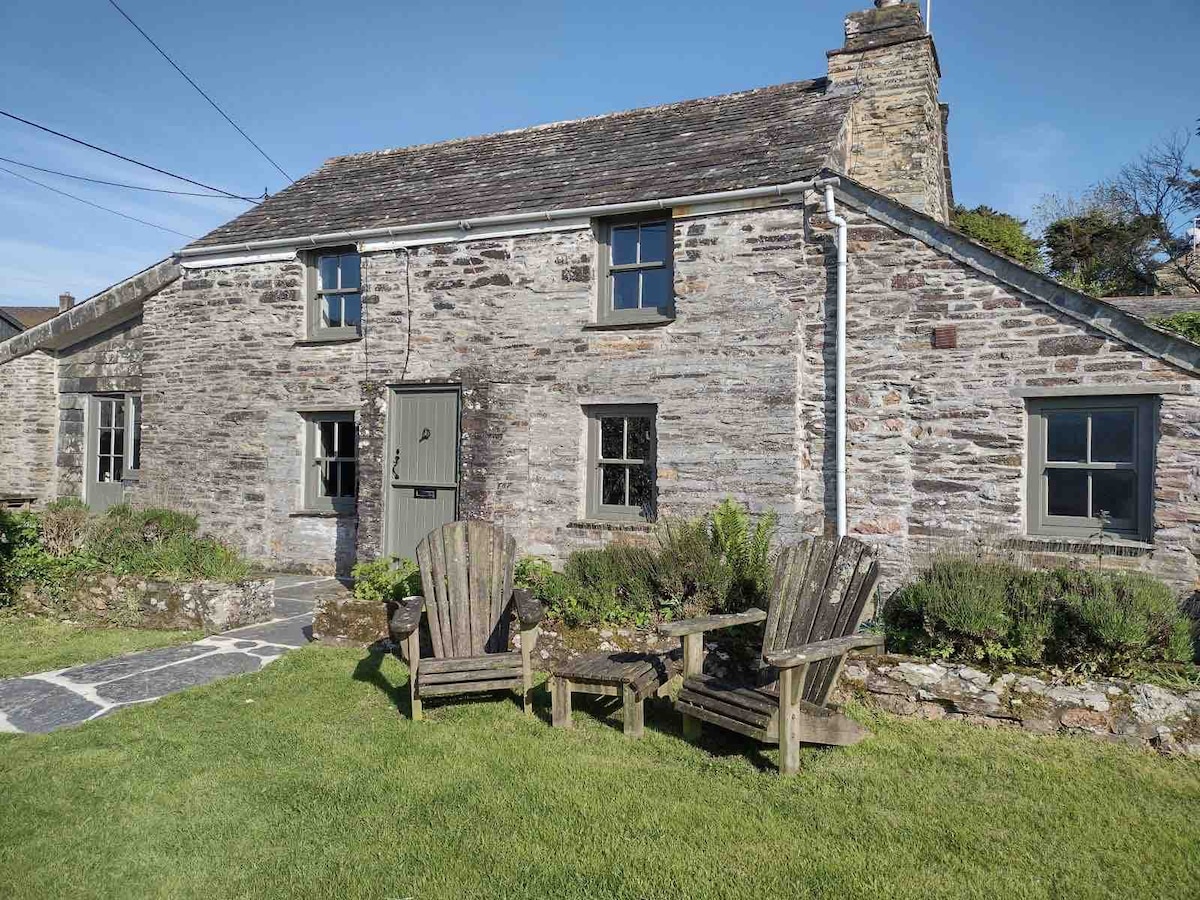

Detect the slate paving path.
xmin=0 ymin=575 xmax=349 ymax=734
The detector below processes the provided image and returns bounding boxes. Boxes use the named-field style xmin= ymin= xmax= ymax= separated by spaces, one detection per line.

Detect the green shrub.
xmin=709 ymin=499 xmax=778 ymax=609
xmin=1152 ymin=311 xmax=1200 ymax=344
xmin=38 ymin=499 xmax=91 ymax=557
xmin=2 ymin=503 xmax=253 ymax=599
xmin=886 ymin=555 xmax=1194 ymax=674
xmin=651 ymin=517 xmax=732 ymax=619
xmin=514 ymin=499 xmax=779 ymax=628
xmin=351 ymin=557 xmax=421 ymax=604
xmin=1 ymin=509 xmax=43 ymax=605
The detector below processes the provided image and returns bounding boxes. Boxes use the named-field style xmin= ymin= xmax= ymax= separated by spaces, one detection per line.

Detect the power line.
xmin=105 ymin=0 xmax=293 ymax=184
xmin=0 ymin=154 xmax=252 ymax=199
xmin=0 ymin=164 xmax=197 ymax=239
xmin=0 ymin=108 xmax=259 ymax=201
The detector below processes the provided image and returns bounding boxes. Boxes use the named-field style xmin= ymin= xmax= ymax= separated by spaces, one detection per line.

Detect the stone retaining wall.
xmin=840 ymin=654 xmax=1200 ymax=758
xmin=18 ymin=576 xmax=276 ymax=632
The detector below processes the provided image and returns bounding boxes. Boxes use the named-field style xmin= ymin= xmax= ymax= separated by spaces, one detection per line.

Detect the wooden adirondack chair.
xmin=659 ymin=535 xmax=883 ymax=774
xmin=386 ymin=521 xmax=545 ymax=720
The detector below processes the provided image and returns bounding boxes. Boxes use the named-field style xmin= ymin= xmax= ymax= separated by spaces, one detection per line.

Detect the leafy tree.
xmin=1037 ymin=134 xmax=1200 ymax=297
xmin=950 ymin=205 xmax=1042 ymax=269
xmin=1042 ymin=210 xmax=1161 ymax=297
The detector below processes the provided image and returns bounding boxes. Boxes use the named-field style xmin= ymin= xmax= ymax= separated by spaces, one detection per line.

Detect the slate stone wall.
xmin=0 ymin=350 xmax=57 ymax=502
xmin=799 ymin=201 xmax=1200 ymax=593
xmin=55 ymin=318 xmax=142 ymax=501
xmin=138 ymin=265 xmax=364 ymax=574
xmin=128 ymin=197 xmax=1200 ymax=592
xmin=140 ymin=205 xmax=812 ymax=573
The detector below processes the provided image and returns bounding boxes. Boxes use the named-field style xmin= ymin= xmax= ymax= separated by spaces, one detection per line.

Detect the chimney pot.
xmin=875 ymin=0 xmax=904 ymax=6
xmin=58 ymin=292 xmax=75 ymax=313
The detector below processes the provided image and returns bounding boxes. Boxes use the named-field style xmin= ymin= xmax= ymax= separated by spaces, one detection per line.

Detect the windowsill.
xmin=290 ymin=510 xmax=358 ymax=519
xmin=566 ymin=519 xmax=655 ymax=533
xmin=1007 ymin=535 xmax=1154 ymax=556
xmin=295 ymin=335 xmax=362 ymax=346
xmin=583 ymin=317 xmax=674 ymax=332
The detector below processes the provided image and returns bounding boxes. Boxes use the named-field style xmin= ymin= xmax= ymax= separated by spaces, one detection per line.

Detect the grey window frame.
xmin=125 ymin=394 xmax=142 ymax=479
xmin=93 ymin=394 xmax=128 ymax=487
xmin=306 ymin=246 xmax=362 ymax=341
xmin=584 ymin=404 xmax=657 ymax=522
xmin=1025 ymin=395 xmax=1155 ymax=541
xmin=596 ymin=213 xmax=675 ymax=326
xmin=303 ymin=411 xmax=359 ymax=515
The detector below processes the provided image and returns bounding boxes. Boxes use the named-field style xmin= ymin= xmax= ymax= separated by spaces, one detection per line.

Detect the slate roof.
xmin=188 ymin=78 xmax=853 ymax=250
xmin=1 ymin=306 xmax=57 ymax=329
xmin=1107 ymin=296 xmax=1200 ymax=320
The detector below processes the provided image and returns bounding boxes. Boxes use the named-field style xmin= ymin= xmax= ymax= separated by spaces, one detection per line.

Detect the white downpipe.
xmin=824 ymin=184 xmax=849 ymax=539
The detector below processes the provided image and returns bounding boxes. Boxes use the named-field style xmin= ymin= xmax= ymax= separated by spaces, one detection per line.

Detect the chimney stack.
xmin=827 ymin=1 xmax=951 ymax=223
xmin=58 ymin=292 xmax=75 ymax=313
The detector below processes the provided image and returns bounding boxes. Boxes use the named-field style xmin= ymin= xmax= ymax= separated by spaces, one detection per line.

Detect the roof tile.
xmin=188 ymin=78 xmax=851 ymax=249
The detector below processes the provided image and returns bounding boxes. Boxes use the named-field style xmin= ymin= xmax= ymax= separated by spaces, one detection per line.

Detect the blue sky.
xmin=0 ymin=0 xmax=1196 ymax=305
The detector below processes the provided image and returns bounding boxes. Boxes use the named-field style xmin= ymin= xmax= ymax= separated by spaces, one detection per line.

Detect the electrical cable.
xmin=0 ymin=163 xmax=197 ymax=239
xmin=105 ymin=0 xmax=293 ymax=183
xmin=0 ymin=108 xmax=260 ymax=201
xmin=0 ymin=154 xmax=251 ymax=198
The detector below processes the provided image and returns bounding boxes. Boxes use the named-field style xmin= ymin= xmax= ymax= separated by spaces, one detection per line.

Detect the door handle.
xmin=392 ymin=448 xmax=401 ymax=480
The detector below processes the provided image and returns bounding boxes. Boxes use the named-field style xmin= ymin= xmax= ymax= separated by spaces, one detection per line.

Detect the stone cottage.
xmin=2 ymin=0 xmax=1198 ymax=595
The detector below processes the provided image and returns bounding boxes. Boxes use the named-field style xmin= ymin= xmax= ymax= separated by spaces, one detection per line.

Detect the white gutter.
xmin=177 ymin=176 xmax=842 ymax=260
xmin=824 ymin=184 xmax=849 ymax=539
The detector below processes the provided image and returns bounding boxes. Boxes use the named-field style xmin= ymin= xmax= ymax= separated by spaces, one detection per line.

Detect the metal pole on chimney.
xmin=926 ymin=0 xmax=932 ymax=33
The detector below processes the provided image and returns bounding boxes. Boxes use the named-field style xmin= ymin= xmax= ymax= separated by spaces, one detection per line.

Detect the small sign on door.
xmin=413 ymin=487 xmax=437 ymax=500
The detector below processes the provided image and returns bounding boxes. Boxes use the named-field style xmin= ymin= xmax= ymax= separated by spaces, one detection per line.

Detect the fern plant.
xmin=707 ymin=499 xmax=777 ymax=611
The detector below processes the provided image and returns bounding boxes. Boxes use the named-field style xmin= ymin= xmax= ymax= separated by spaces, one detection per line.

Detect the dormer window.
xmin=597 ymin=214 xmax=674 ymax=326
xmin=307 ymin=247 xmax=362 ymax=340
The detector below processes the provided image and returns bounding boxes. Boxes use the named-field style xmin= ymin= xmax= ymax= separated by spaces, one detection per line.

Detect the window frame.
xmin=596 ymin=213 xmax=675 ymax=326
xmin=125 ymin=394 xmax=142 ymax=479
xmin=1025 ymin=395 xmax=1155 ymax=542
xmin=306 ymin=246 xmax=363 ymax=341
xmin=303 ymin=411 xmax=359 ymax=515
xmin=584 ymin=404 xmax=658 ymax=522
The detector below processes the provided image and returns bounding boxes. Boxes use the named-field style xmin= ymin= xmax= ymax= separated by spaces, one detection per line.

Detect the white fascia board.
xmin=179 ymin=249 xmax=299 ymax=270
xmin=360 ymin=216 xmax=592 ymax=253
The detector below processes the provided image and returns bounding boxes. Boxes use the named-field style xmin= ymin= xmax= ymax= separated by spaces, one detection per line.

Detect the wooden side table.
xmin=549 ymin=652 xmax=675 ymax=739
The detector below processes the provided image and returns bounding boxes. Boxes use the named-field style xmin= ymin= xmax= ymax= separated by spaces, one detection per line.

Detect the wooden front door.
xmin=85 ymin=394 xmax=127 ymax=512
xmin=385 ymin=387 xmax=460 ymax=562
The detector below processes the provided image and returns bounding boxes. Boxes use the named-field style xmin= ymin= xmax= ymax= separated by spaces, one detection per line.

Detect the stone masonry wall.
xmin=140 ymin=206 xmax=813 ymax=573
xmin=799 ymin=200 xmax=1200 ymax=594
xmin=55 ymin=318 xmax=142 ymax=501
xmin=0 ymin=350 xmax=57 ymax=502
xmin=139 ymin=266 xmax=363 ymax=574
xmin=118 ymin=196 xmax=1200 ymax=593
xmin=828 ymin=12 xmax=950 ymax=223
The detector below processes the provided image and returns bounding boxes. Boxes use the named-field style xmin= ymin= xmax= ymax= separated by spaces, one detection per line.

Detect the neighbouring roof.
xmin=2 ymin=306 xmax=58 ymax=329
xmin=187 ymin=78 xmax=853 ymax=250
xmin=1107 ymin=297 xmax=1200 ymax=321
xmin=0 ymin=260 xmax=179 ymax=365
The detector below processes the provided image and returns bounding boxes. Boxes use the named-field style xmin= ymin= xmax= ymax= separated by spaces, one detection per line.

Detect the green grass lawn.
xmin=0 ymin=615 xmax=201 ymax=679
xmin=1 ymin=646 xmax=1197 ymax=900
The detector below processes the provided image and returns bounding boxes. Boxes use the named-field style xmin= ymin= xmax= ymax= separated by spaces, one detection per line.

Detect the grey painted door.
xmin=385 ymin=387 xmax=460 ymax=561
xmin=85 ymin=395 xmax=127 ymax=512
